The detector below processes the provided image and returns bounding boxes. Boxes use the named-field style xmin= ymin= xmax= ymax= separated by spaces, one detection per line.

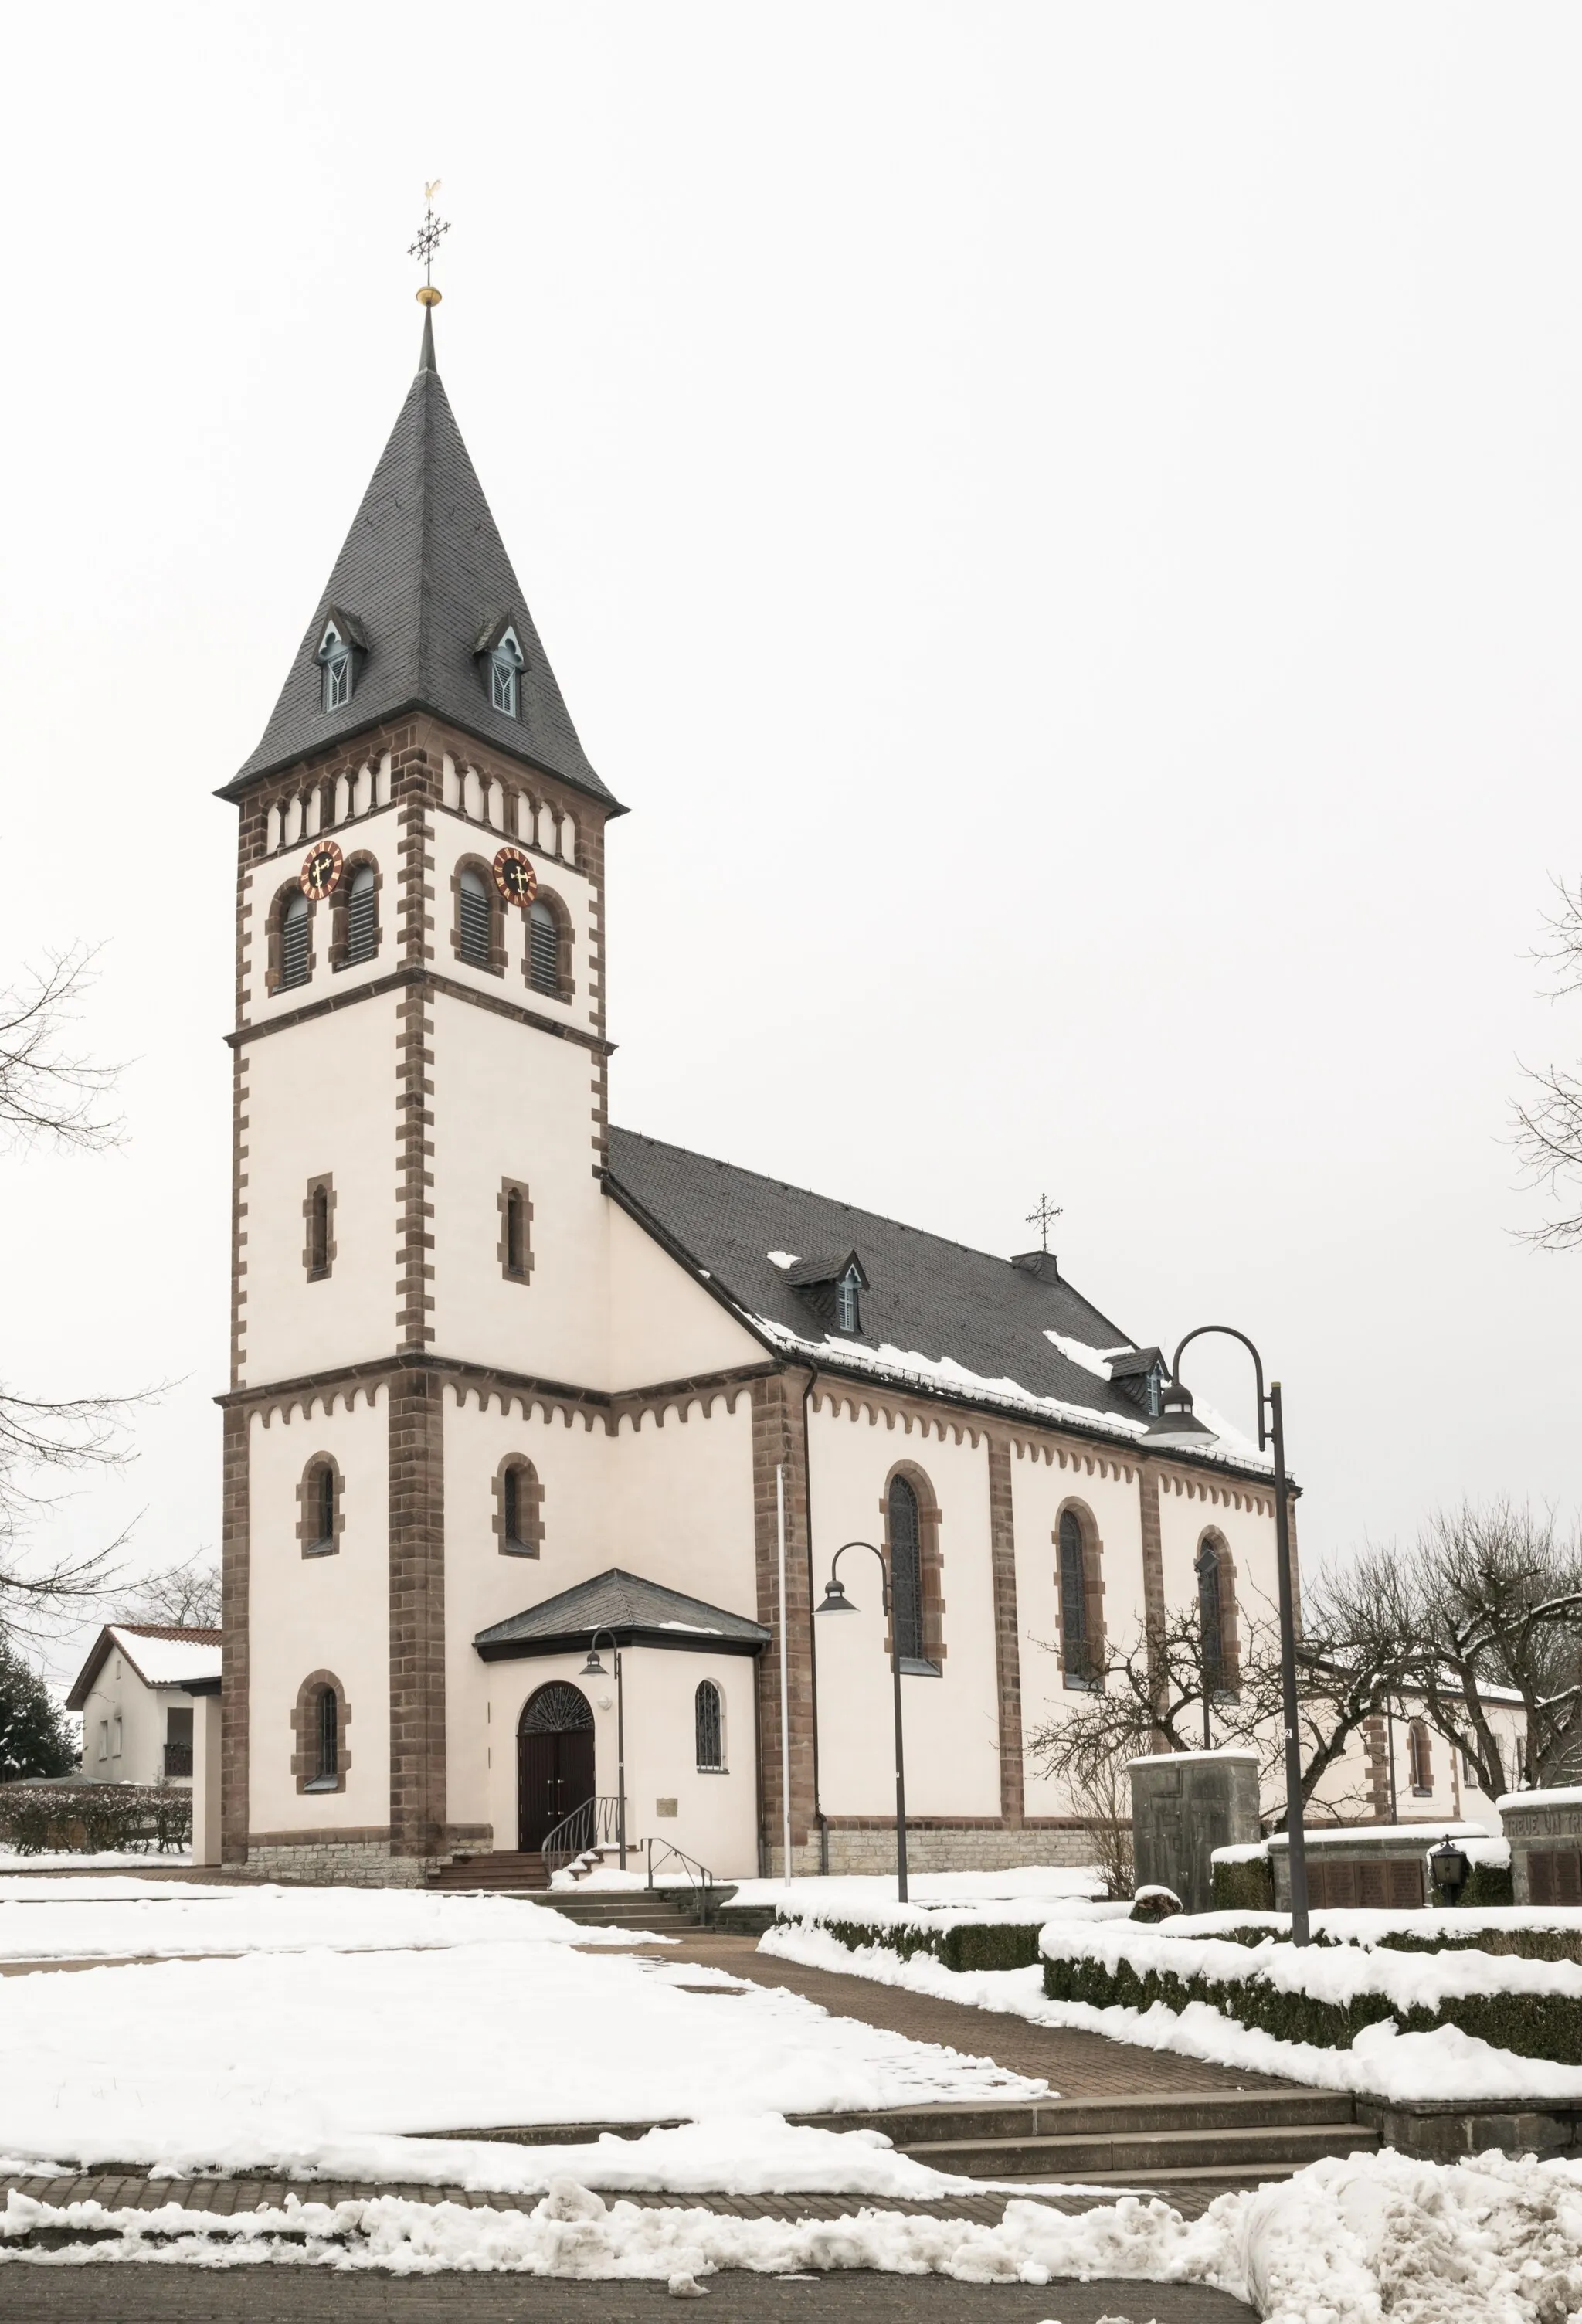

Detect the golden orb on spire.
xmin=417 ymin=286 xmax=442 ymax=307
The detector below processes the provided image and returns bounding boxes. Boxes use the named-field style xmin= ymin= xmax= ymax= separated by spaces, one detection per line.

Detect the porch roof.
xmin=474 ymin=1567 xmax=771 ymax=1663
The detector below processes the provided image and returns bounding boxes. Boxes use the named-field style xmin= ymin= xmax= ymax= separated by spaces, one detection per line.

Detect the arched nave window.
xmin=694 ymin=1680 xmax=725 ymax=1771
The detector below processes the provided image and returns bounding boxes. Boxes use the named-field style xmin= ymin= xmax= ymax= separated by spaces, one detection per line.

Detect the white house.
xmin=214 ymin=304 xmax=1299 ymax=1887
xmin=66 ymin=1626 xmax=223 ymax=1789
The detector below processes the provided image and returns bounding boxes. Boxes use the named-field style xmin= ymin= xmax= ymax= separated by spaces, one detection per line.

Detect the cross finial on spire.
xmin=409 ymin=178 xmax=450 ymax=307
xmin=1027 ymin=1192 xmax=1063 ymax=1253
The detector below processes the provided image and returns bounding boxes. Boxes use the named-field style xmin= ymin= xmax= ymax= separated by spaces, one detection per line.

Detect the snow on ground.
xmin=0 ymin=1875 xmax=656 ymax=1959
xmin=8 ymin=2149 xmax=1582 ymax=2322
xmin=0 ymin=1850 xmax=192 ymax=1872
xmin=0 ymin=1922 xmax=1044 ymax=2176
xmin=729 ymin=1867 xmax=1108 ymax=1915
xmin=762 ymin=1919 xmax=1582 ymax=2105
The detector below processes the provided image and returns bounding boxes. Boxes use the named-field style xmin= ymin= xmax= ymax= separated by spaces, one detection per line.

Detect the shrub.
xmin=1041 ymin=1938 xmax=1582 ymax=2063
xmin=0 ymin=1783 xmax=192 ymax=1856
xmin=1211 ymin=1855 xmax=1275 ymax=1914
xmin=789 ymin=1915 xmax=1047 ymax=1973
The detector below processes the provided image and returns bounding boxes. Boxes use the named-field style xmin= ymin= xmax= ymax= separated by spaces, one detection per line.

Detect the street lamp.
xmin=1161 ymin=1326 xmax=1311 ymax=1947
xmin=815 ymin=1540 xmax=909 ymax=1902
xmin=580 ymin=1629 xmax=626 ymax=1870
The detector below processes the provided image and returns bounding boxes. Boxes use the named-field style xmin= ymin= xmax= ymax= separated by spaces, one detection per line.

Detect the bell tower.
xmin=216 ymin=284 xmax=626 ymax=1881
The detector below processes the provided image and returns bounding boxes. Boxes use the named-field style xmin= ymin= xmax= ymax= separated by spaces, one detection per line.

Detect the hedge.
xmin=792 ymin=1915 xmax=1047 ymax=1974
xmin=1041 ymin=1940 xmax=1582 ymax=2063
xmin=1210 ymin=1857 xmax=1275 ymax=1914
xmin=0 ymin=1784 xmax=192 ymax=1856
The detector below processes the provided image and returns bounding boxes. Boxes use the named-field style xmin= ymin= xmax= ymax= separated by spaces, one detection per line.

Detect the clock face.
xmin=300 ymin=841 xmax=345 ymax=901
xmin=492 ymin=846 xmax=538 ymax=907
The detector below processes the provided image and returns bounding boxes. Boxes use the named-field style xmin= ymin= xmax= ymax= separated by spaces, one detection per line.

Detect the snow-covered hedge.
xmin=1039 ymin=1918 xmax=1582 ymax=2062
xmin=774 ymin=1894 xmax=1123 ymax=1976
xmin=1168 ymin=1907 xmax=1582 ymax=1966
xmin=0 ymin=1782 xmax=191 ymax=1856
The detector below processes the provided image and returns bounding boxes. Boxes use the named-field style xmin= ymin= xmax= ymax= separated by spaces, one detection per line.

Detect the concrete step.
xmin=799 ymin=2091 xmax=1361 ymax=2146
xmin=910 ymin=2121 xmax=1378 ymax=2180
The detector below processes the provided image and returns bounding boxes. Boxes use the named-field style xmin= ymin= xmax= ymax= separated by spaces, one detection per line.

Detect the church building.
xmin=217 ymin=304 xmax=1292 ymax=1885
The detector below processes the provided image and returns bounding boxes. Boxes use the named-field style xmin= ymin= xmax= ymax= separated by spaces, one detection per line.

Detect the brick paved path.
xmin=0 ymin=2268 xmax=1249 ymax=2322
xmin=649 ymin=1932 xmax=1292 ymax=2099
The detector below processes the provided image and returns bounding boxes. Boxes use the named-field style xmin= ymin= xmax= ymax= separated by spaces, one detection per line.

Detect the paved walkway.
xmin=0 ymin=2269 xmax=1248 ymax=2322
xmin=639 ymin=1931 xmax=1292 ymax=2099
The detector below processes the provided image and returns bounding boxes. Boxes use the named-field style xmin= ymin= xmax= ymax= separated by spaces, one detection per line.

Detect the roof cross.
xmin=409 ymin=179 xmax=451 ymax=303
xmin=1026 ymin=1191 xmax=1063 ymax=1253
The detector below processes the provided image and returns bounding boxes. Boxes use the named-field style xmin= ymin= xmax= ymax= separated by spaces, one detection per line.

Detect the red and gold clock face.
xmin=492 ymin=846 xmax=538 ymax=908
xmin=300 ymin=841 xmax=345 ymax=901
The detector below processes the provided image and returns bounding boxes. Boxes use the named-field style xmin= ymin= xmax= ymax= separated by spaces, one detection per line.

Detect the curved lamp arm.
xmin=1168 ymin=1323 xmax=1268 ymax=1452
xmin=827 ymin=1538 xmax=890 ymax=1612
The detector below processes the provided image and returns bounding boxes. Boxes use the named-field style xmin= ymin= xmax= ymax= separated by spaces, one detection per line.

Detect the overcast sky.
xmin=5 ymin=5 xmax=1582 ymax=1681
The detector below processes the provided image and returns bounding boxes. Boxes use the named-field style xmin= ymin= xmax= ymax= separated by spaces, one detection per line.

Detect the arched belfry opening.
xmin=516 ymin=1681 xmax=595 ymax=1853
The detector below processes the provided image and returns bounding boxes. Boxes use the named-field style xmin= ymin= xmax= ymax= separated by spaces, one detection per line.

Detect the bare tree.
xmin=0 ymin=946 xmax=145 ymax=1642
xmin=117 ymin=1552 xmax=221 ymax=1630
xmin=1512 ymin=876 xmax=1582 ymax=1246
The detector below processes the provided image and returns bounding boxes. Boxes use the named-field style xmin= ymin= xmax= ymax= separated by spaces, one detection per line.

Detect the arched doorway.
xmin=517 ymin=1681 xmax=596 ymax=1852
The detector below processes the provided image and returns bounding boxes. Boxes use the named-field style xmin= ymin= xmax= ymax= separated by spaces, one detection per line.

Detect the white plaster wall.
xmin=246 ymin=1392 xmax=390 ymax=1836
xmin=1012 ymin=1447 xmax=1149 ymax=1819
xmin=432 ymin=808 xmax=596 ymax=1040
xmin=426 ymin=994 xmax=608 ymax=1380
xmin=480 ymin=1646 xmax=759 ymax=1878
xmin=807 ymin=1401 xmax=1001 ymax=1821
xmin=243 ymin=803 xmax=403 ymax=1023
xmin=78 ymin=1665 xmax=193 ymax=1788
xmin=441 ymin=1391 xmax=758 ymax=1841
xmin=239 ymin=995 xmax=400 ymax=1388
xmin=606 ymin=1201 xmax=763 ymax=1388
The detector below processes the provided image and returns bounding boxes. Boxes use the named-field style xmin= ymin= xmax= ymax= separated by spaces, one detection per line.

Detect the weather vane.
xmin=1027 ymin=1192 xmax=1063 ymax=1253
xmin=409 ymin=179 xmax=450 ymax=307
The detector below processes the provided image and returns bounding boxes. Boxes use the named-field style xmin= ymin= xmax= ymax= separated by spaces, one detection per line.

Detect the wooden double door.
xmin=517 ymin=1682 xmax=596 ymax=1852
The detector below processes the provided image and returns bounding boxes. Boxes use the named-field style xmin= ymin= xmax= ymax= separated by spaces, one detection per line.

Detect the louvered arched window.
xmin=317 ymin=620 xmax=352 ymax=713
xmin=888 ymin=1474 xmax=925 ymax=1665
xmin=280 ymin=891 xmax=310 ymax=990
xmin=489 ymin=627 xmax=525 ymax=718
xmin=1058 ymin=1510 xmax=1089 ymax=1683
xmin=528 ymin=899 xmax=559 ymax=995
xmin=345 ymin=865 xmax=377 ymax=963
xmin=1409 ymin=1720 xmax=1433 ymax=1796
xmin=694 ymin=1680 xmax=725 ymax=1771
xmin=459 ymin=868 xmax=493 ymax=967
xmin=1197 ymin=1541 xmax=1226 ymax=1695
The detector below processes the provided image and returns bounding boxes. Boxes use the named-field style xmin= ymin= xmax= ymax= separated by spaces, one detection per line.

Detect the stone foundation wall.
xmin=245 ymin=1840 xmax=429 ymax=1888
xmin=765 ymin=1825 xmax=1105 ymax=1879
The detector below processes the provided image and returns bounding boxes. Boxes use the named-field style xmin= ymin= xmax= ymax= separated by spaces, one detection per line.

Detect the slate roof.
xmin=606 ymin=1129 xmax=1262 ymax=1469
xmin=474 ymin=1568 xmax=771 ymax=1660
xmin=226 ymin=311 xmax=619 ymax=809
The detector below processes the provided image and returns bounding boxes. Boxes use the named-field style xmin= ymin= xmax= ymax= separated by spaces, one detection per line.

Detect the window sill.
xmin=302 ymin=1778 xmax=340 ymax=1794
xmin=500 ymin=1541 xmax=539 ymax=1558
xmin=303 ymin=1542 xmax=338 ymax=1558
xmin=898 ymin=1657 xmax=941 ymax=1677
xmin=695 ymin=1765 xmax=729 ymax=1776
xmin=1411 ymin=1785 xmax=1433 ymax=1798
xmin=306 ymin=1269 xmax=331 ymax=1283
xmin=1061 ymin=1673 xmax=1102 ymax=1693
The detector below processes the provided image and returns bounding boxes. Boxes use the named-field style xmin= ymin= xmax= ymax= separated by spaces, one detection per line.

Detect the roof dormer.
xmin=477 ymin=614 xmax=526 ymax=720
xmin=1108 ymin=1345 xmax=1169 ymax=1419
xmin=786 ymin=1249 xmax=870 ymax=1337
xmin=314 ymin=606 xmax=367 ymax=714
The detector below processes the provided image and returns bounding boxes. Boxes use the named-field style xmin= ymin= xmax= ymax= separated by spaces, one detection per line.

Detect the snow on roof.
xmin=1499 ymin=1785 xmax=1582 ymax=1813
xmin=110 ymin=1627 xmax=222 ymax=1688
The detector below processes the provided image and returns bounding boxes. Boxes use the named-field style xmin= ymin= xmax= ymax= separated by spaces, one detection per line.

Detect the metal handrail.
xmin=645 ymin=1836 xmax=719 ymax=1917
xmin=542 ymin=1793 xmax=626 ymax=1879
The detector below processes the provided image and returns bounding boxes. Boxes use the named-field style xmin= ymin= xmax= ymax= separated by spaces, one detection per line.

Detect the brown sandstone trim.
xmin=986 ymin=1437 xmax=1025 ymax=1826
xmin=395 ymin=984 xmax=435 ymax=1351
xmin=230 ymin=1051 xmax=250 ymax=1388
xmin=289 ymin=1669 xmax=353 ymax=1792
xmin=1137 ymin=1459 xmax=1169 ymax=1750
xmin=215 ymin=1353 xmax=779 ymax=1423
xmin=247 ymin=1825 xmax=393 ymax=1848
xmin=225 ymin=964 xmax=614 ymax=1056
xmin=220 ymin=1406 xmax=250 ymax=1864
xmin=750 ymin=1375 xmax=816 ymax=1865
xmin=388 ymin=1370 xmax=446 ymax=1860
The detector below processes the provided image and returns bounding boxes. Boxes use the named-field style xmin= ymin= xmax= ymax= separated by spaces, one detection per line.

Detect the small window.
xmin=111 ymin=1716 xmax=122 ymax=1758
xmin=308 ymin=1184 xmax=330 ymax=1279
xmin=489 ymin=626 xmax=525 ymax=719
xmin=498 ymin=1457 xmax=541 ymax=1557
xmin=1058 ymin=1510 xmax=1091 ymax=1686
xmin=528 ymin=899 xmax=559 ymax=995
xmin=345 ymin=865 xmax=377 ymax=964
xmin=505 ymin=1187 xmax=527 ymax=1279
xmin=317 ymin=620 xmax=352 ymax=713
xmin=304 ymin=1459 xmax=337 ymax=1555
xmin=1408 ymin=1720 xmax=1433 ymax=1796
xmin=307 ymin=1687 xmax=338 ymax=1789
xmin=504 ymin=1464 xmax=522 ymax=1548
xmin=280 ymin=891 xmax=311 ymax=990
xmin=835 ymin=1265 xmax=862 ymax=1334
xmin=1197 ymin=1544 xmax=1225 ymax=1695
xmin=459 ymin=867 xmax=493 ymax=967
xmin=97 ymin=1719 xmax=109 ymax=1762
xmin=695 ymin=1679 xmax=725 ymax=1771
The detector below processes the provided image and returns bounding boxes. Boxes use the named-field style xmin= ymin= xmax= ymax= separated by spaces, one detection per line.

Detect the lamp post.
xmin=1161 ymin=1327 xmax=1310 ymax=1947
xmin=579 ymin=1629 xmax=626 ymax=1870
xmin=815 ymin=1539 xmax=908 ymax=1902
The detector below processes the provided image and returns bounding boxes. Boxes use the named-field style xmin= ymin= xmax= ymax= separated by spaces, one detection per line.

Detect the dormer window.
xmin=1108 ymin=1347 xmax=1169 ymax=1419
xmin=488 ymin=626 xmax=525 ymax=719
xmin=786 ymin=1249 xmax=869 ymax=1336
xmin=836 ymin=1265 xmax=862 ymax=1334
xmin=317 ymin=620 xmax=352 ymax=713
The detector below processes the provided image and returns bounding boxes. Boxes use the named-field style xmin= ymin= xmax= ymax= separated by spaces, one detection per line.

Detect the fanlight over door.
xmin=517 ymin=1681 xmax=595 ymax=1853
